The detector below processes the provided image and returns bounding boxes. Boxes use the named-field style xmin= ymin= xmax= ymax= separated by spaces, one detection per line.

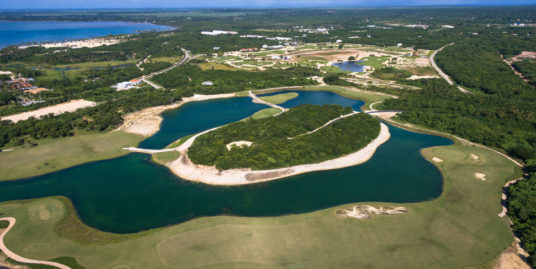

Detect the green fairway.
xmin=250 ymin=108 xmax=281 ymax=119
xmin=0 ymin=132 xmax=143 ymax=181
xmin=152 ymin=151 xmax=181 ymax=165
xmin=258 ymin=92 xmax=298 ymax=104
xmin=0 ymin=142 xmax=520 ymax=268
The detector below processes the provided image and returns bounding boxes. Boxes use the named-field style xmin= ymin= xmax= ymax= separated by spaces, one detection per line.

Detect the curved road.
xmin=142 ymin=48 xmax=191 ymax=89
xmin=0 ymin=217 xmax=70 ymax=269
xmin=430 ymin=44 xmax=471 ymax=94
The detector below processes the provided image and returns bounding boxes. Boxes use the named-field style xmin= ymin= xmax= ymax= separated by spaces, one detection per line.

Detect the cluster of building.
xmin=116 ymin=79 xmax=142 ymax=90
xmin=6 ymin=78 xmax=50 ymax=95
xmin=240 ymin=48 xmax=259 ymax=52
xmin=293 ymin=26 xmax=330 ymax=34
xmin=200 ymin=30 xmax=238 ymax=36
xmin=385 ymin=23 xmax=429 ymax=29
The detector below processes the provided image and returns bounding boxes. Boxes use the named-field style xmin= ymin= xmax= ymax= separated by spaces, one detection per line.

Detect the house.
xmin=24 ymin=87 xmax=50 ymax=94
xmin=201 ymin=30 xmax=238 ymax=36
xmin=397 ymin=43 xmax=403 ymax=48
xmin=116 ymin=79 xmax=141 ymax=90
xmin=271 ymin=55 xmax=281 ymax=60
xmin=213 ymin=47 xmax=220 ymax=51
xmin=129 ymin=79 xmax=142 ymax=85
xmin=336 ymin=39 xmax=343 ymax=43
xmin=202 ymin=81 xmax=214 ymax=86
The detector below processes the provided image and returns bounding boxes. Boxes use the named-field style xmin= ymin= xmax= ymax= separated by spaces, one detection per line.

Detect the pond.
xmin=332 ymin=61 xmax=366 ymax=72
xmin=0 ymin=91 xmax=451 ymax=233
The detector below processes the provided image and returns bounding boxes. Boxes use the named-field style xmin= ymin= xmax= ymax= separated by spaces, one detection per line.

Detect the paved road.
xmin=430 ymin=44 xmax=471 ymax=94
xmin=142 ymin=48 xmax=191 ymax=89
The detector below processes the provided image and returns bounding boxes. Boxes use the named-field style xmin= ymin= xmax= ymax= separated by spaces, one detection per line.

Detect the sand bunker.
xmin=432 ymin=157 xmax=443 ymax=163
xmin=470 ymin=153 xmax=480 ymax=160
xmin=475 ymin=172 xmax=487 ymax=181
xmin=1 ymin=99 xmax=96 ymax=123
xmin=20 ymin=38 xmax=122 ymax=49
xmin=336 ymin=205 xmax=407 ymax=219
xmin=226 ymin=141 xmax=253 ymax=150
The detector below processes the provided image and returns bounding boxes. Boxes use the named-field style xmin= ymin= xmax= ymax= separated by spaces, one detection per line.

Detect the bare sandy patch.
xmin=494 ymin=247 xmax=531 ymax=269
xmin=432 ymin=157 xmax=443 ymax=163
xmin=1 ymin=99 xmax=96 ymax=123
xmin=475 ymin=172 xmax=487 ymax=181
xmin=407 ymin=75 xmax=439 ymax=80
xmin=470 ymin=153 xmax=480 ymax=161
xmin=226 ymin=141 xmax=252 ymax=150
xmin=336 ymin=205 xmax=407 ymax=219
xmin=117 ymin=93 xmax=236 ymax=137
xmin=414 ymin=57 xmax=431 ymax=66
xmin=20 ymin=37 xmax=122 ymax=49
xmin=168 ymin=123 xmax=390 ymax=186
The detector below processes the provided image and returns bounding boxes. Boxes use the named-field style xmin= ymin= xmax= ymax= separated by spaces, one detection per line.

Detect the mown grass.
xmin=250 ymin=108 xmax=281 ymax=120
xmin=152 ymin=151 xmax=181 ymax=165
xmin=361 ymin=56 xmax=390 ymax=69
xmin=196 ymin=62 xmax=237 ymax=71
xmin=258 ymin=92 xmax=298 ymax=105
xmin=0 ymin=142 xmax=520 ymax=268
xmin=0 ymin=132 xmax=143 ymax=181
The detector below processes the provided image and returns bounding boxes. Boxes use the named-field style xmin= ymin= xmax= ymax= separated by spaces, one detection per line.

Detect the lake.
xmin=0 ymin=21 xmax=174 ymax=48
xmin=0 ymin=91 xmax=451 ymax=233
xmin=332 ymin=61 xmax=366 ymax=72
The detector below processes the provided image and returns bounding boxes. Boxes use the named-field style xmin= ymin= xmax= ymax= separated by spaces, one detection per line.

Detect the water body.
xmin=0 ymin=21 xmax=174 ymax=49
xmin=0 ymin=91 xmax=451 ymax=233
xmin=332 ymin=61 xmax=366 ymax=72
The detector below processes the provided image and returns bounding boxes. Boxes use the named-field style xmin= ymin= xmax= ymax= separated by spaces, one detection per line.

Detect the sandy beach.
xmin=19 ymin=37 xmax=122 ymax=49
xmin=1 ymin=99 xmax=96 ymax=123
xmin=117 ymin=93 xmax=236 ymax=137
xmin=167 ymin=122 xmax=390 ymax=185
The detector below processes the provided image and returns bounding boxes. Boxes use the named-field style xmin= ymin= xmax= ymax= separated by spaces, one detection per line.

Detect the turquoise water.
xmin=332 ymin=61 xmax=366 ymax=72
xmin=0 ymin=21 xmax=173 ymax=49
xmin=0 ymin=91 xmax=451 ymax=233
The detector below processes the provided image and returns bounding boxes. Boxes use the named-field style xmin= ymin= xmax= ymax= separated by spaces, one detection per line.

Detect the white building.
xmin=202 ymin=81 xmax=214 ymax=86
xmin=335 ymin=39 xmax=343 ymax=43
xmin=201 ymin=30 xmax=238 ymax=36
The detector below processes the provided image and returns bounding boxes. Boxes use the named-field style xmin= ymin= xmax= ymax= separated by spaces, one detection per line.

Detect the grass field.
xmin=152 ymin=151 xmax=181 ymax=165
xmin=196 ymin=62 xmax=237 ymax=71
xmin=361 ymin=56 xmax=390 ymax=69
xmin=0 ymin=132 xmax=143 ymax=181
xmin=0 ymin=142 xmax=521 ymax=268
xmin=258 ymin=92 xmax=298 ymax=105
xmin=304 ymin=85 xmax=393 ymax=111
xmin=250 ymin=108 xmax=281 ymax=120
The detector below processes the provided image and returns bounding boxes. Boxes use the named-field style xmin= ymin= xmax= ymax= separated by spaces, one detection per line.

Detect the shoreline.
xmin=167 ymin=122 xmax=390 ymax=186
xmin=116 ymin=93 xmax=236 ymax=137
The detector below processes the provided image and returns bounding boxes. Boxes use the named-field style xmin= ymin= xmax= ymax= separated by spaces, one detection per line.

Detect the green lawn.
xmin=152 ymin=151 xmax=181 ymax=165
xmin=250 ymin=108 xmax=282 ymax=120
xmin=258 ymin=92 xmax=298 ymax=104
xmin=0 ymin=132 xmax=143 ymax=181
xmin=0 ymin=142 xmax=520 ymax=268
xmin=361 ymin=56 xmax=390 ymax=69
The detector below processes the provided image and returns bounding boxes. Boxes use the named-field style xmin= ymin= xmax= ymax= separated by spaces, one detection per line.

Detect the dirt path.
xmin=123 ymin=147 xmax=177 ymax=154
xmin=289 ymin=111 xmax=358 ymax=139
xmin=1 ymin=99 xmax=96 ymax=123
xmin=0 ymin=217 xmax=70 ymax=269
xmin=248 ymin=91 xmax=287 ymax=115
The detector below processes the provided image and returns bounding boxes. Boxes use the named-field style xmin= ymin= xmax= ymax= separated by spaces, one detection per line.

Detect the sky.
xmin=1 ymin=0 xmax=535 ymax=9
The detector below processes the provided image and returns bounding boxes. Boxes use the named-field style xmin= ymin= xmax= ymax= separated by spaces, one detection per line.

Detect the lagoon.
xmin=0 ymin=91 xmax=451 ymax=233
xmin=332 ymin=61 xmax=366 ymax=72
xmin=0 ymin=21 xmax=173 ymax=49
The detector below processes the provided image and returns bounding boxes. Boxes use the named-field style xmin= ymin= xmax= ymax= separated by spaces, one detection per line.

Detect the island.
xmin=166 ymin=104 xmax=390 ymax=185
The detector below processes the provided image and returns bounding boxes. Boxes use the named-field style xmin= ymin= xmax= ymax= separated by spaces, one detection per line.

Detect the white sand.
xmin=168 ymin=123 xmax=390 ymax=186
xmin=226 ymin=141 xmax=252 ymax=150
xmin=19 ymin=38 xmax=121 ymax=49
xmin=1 ymin=99 xmax=96 ymax=123
xmin=336 ymin=205 xmax=407 ymax=219
xmin=407 ymin=75 xmax=439 ymax=80
xmin=470 ymin=153 xmax=480 ymax=160
xmin=475 ymin=172 xmax=487 ymax=181
xmin=432 ymin=157 xmax=443 ymax=163
xmin=117 ymin=93 xmax=236 ymax=137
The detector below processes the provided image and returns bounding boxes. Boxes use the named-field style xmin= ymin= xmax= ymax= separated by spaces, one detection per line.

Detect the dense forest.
xmin=189 ymin=104 xmax=379 ymax=170
xmin=513 ymin=60 xmax=536 ymax=86
xmin=153 ymin=64 xmax=320 ymax=93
